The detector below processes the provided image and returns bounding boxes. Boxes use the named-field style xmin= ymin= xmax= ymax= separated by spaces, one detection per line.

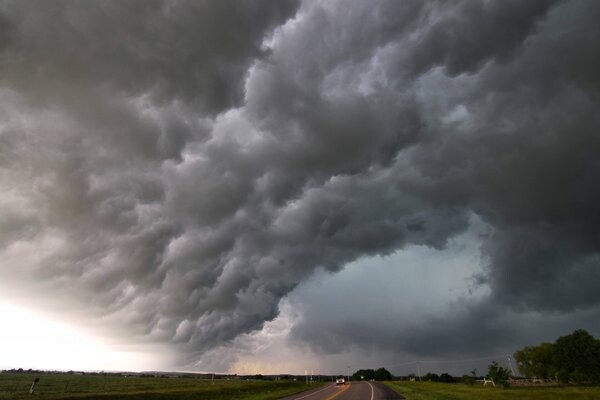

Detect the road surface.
xmin=279 ymin=381 xmax=404 ymax=400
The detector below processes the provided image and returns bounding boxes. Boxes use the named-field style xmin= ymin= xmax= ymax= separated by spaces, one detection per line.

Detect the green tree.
xmin=423 ymin=372 xmax=439 ymax=382
xmin=374 ymin=367 xmax=392 ymax=381
xmin=439 ymin=373 xmax=454 ymax=383
xmin=351 ymin=369 xmax=374 ymax=380
xmin=552 ymin=329 xmax=600 ymax=383
xmin=514 ymin=342 xmax=555 ymax=379
xmin=487 ymin=361 xmax=511 ymax=386
xmin=352 ymin=367 xmax=392 ymax=381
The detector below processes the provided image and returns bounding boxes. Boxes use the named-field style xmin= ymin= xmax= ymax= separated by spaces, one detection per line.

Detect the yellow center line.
xmin=298 ymin=385 xmax=335 ymax=400
xmin=324 ymin=382 xmax=351 ymax=400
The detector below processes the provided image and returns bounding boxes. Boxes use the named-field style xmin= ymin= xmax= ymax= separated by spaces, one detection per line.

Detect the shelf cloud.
xmin=1 ymin=0 xmax=599 ymax=371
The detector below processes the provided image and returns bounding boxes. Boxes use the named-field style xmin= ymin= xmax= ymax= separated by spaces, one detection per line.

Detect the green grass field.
xmin=0 ymin=373 xmax=320 ymax=400
xmin=385 ymin=381 xmax=600 ymax=400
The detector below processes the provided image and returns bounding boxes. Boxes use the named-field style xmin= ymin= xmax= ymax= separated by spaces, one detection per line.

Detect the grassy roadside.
xmin=384 ymin=381 xmax=600 ymax=400
xmin=0 ymin=373 xmax=321 ymax=400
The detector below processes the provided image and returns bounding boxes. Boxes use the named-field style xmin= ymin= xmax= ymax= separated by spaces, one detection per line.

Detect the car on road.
xmin=335 ymin=377 xmax=346 ymax=385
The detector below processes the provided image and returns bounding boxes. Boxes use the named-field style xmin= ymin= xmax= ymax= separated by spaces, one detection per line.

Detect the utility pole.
xmin=506 ymin=355 xmax=516 ymax=377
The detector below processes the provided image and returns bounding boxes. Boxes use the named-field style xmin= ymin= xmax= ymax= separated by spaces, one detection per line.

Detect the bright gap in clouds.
xmin=201 ymin=216 xmax=491 ymax=375
xmin=0 ymin=302 xmax=164 ymax=371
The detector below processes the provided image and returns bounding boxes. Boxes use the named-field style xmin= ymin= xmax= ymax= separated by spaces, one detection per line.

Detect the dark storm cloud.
xmin=1 ymin=0 xmax=600 ymax=367
xmin=285 ymin=0 xmax=600 ymax=359
xmin=0 ymin=0 xmax=298 ymax=114
xmin=399 ymin=0 xmax=556 ymax=77
xmin=289 ymin=299 xmax=514 ymax=357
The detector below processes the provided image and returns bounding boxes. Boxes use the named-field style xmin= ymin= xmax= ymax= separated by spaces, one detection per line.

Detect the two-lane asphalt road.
xmin=280 ymin=381 xmax=404 ymax=400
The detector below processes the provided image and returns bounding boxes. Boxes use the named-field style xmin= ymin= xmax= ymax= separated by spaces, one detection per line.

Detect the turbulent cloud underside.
xmin=1 ymin=0 xmax=600 ymax=368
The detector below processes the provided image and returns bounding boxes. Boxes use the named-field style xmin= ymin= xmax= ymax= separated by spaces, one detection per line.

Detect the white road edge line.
xmin=367 ymin=381 xmax=374 ymax=400
xmin=292 ymin=383 xmax=335 ymax=400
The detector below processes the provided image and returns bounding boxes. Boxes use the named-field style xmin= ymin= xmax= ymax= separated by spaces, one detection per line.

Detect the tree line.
xmin=350 ymin=368 xmax=392 ymax=381
xmin=514 ymin=329 xmax=600 ymax=383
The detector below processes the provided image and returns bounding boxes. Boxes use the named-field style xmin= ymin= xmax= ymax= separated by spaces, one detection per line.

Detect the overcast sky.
xmin=1 ymin=0 xmax=600 ymax=376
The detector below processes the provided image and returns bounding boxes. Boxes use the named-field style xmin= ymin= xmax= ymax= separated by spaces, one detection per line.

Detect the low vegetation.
xmin=0 ymin=372 xmax=319 ymax=400
xmin=385 ymin=381 xmax=600 ymax=400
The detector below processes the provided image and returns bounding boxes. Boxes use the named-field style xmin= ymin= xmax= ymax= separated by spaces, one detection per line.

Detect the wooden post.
xmin=29 ymin=378 xmax=40 ymax=394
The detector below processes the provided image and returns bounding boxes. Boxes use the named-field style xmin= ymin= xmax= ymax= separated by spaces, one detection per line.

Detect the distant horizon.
xmin=0 ymin=349 xmax=522 ymax=377
xmin=0 ymin=367 xmax=502 ymax=378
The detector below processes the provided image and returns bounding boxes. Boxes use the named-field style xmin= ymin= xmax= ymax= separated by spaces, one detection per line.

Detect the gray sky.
xmin=1 ymin=0 xmax=600 ymax=375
